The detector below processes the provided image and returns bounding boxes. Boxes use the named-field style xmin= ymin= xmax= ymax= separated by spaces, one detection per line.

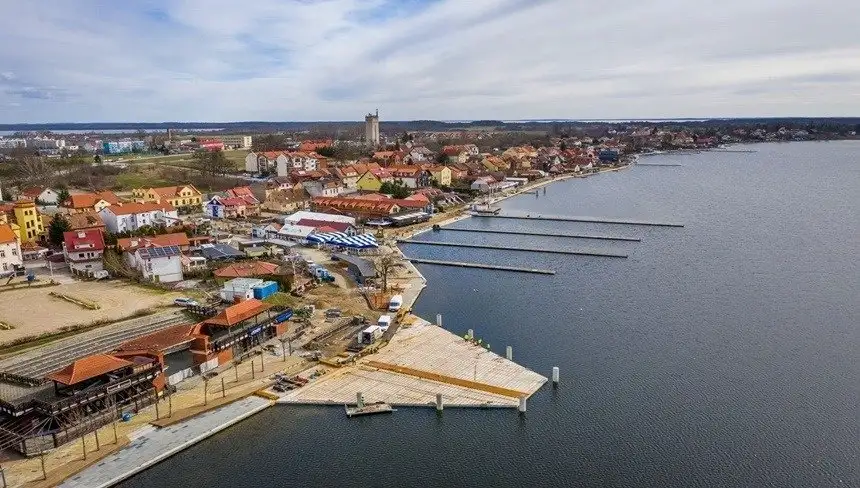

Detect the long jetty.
xmin=437 ymin=227 xmax=641 ymax=242
xmin=406 ymin=258 xmax=556 ymax=275
xmin=397 ymin=239 xmax=628 ymax=258
xmin=472 ymin=214 xmax=684 ymax=228
xmin=637 ymin=163 xmax=683 ymax=167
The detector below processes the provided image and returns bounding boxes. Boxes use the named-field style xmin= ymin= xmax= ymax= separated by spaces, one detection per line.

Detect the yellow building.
xmin=132 ymin=185 xmax=202 ymax=211
xmin=13 ymin=200 xmax=43 ymax=243
xmin=427 ymin=165 xmax=452 ymax=186
xmin=355 ymin=169 xmax=392 ymax=192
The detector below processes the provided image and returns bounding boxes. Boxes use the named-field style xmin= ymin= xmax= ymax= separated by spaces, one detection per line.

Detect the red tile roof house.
xmin=388 ymin=165 xmax=432 ymax=188
xmin=205 ymin=187 xmax=261 ymax=219
xmin=62 ymin=229 xmax=106 ymax=275
xmin=117 ymin=232 xmax=191 ymax=253
xmin=294 ymin=218 xmax=357 ymax=235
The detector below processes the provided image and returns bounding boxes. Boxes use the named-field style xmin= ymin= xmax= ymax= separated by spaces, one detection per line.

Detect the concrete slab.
xmin=58 ymin=396 xmax=272 ymax=488
xmin=279 ymin=320 xmax=547 ymax=408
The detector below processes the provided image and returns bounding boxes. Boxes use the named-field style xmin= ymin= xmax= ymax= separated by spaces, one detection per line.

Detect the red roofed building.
xmin=294 ymin=218 xmax=356 ymax=234
xmin=298 ymin=139 xmax=333 ymax=152
xmin=388 ymin=165 xmax=431 ymax=188
xmin=197 ymin=139 xmax=224 ymax=151
xmin=188 ymin=299 xmax=287 ymax=365
xmin=62 ymin=191 xmax=120 ymax=214
xmin=214 ymin=261 xmax=281 ymax=279
xmin=311 ymin=196 xmax=401 ymax=219
xmin=47 ymin=354 xmax=134 ymax=386
xmin=62 ymin=229 xmax=105 ymax=275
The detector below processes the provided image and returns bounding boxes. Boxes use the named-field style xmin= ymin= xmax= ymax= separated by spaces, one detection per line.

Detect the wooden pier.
xmin=406 ymin=258 xmax=556 ymax=275
xmin=472 ymin=214 xmax=684 ymax=228
xmin=437 ymin=227 xmax=641 ymax=242
xmin=397 ymin=239 xmax=628 ymax=258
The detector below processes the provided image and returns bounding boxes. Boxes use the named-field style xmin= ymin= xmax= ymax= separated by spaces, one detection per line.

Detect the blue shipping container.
xmin=252 ymin=281 xmax=279 ymax=300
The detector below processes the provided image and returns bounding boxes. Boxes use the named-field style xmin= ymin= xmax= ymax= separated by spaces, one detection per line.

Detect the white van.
xmin=377 ymin=315 xmax=392 ymax=330
xmin=388 ymin=294 xmax=403 ymax=312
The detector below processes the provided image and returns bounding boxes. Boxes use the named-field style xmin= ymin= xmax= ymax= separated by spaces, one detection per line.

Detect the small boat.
xmin=346 ymin=402 xmax=395 ymax=417
xmin=470 ymin=203 xmax=501 ymax=215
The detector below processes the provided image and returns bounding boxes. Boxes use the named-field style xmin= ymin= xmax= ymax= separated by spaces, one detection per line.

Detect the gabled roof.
xmin=67 ymin=211 xmax=105 ymax=230
xmin=0 ymin=224 xmax=17 ymax=244
xmin=204 ymin=299 xmax=272 ymax=327
xmin=147 ymin=185 xmax=201 ymax=198
xmin=137 ymin=245 xmax=182 ymax=259
xmin=117 ymin=233 xmax=190 ymax=252
xmin=63 ymin=229 xmax=105 ymax=251
xmin=21 ymin=187 xmax=49 ymax=198
xmin=106 ymin=202 xmax=176 ymax=216
xmin=66 ymin=193 xmax=109 ymax=209
xmin=46 ymin=354 xmax=133 ymax=385
xmin=117 ymin=323 xmax=197 ymax=352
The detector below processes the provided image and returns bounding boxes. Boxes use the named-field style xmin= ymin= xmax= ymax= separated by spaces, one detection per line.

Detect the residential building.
xmin=332 ymin=166 xmax=361 ymax=189
xmin=26 ymin=137 xmax=65 ymax=149
xmin=408 ymin=146 xmax=434 ymax=162
xmin=19 ymin=187 xmax=60 ymax=205
xmin=205 ymin=186 xmax=260 ymax=219
xmin=302 ymin=179 xmax=343 ymax=198
xmin=298 ymin=139 xmax=332 ymax=153
xmin=276 ymin=152 xmax=318 ymax=176
xmin=117 ymin=233 xmax=190 ymax=253
xmin=131 ymin=185 xmax=202 ymax=212
xmin=356 ymin=168 xmax=393 ymax=192
xmin=425 ymin=165 xmax=453 ymax=186
xmin=62 ymin=191 xmax=120 ymax=214
xmin=98 ymin=202 xmax=179 ymax=233
xmin=0 ymin=224 xmax=23 ymax=274
xmin=0 ymin=138 xmax=27 ymax=149
xmin=389 ymin=166 xmax=431 ymax=188
xmin=372 ymin=151 xmax=405 ymax=166
xmin=62 ymin=229 xmax=105 ymax=275
xmin=13 ymin=200 xmax=43 ymax=243
xmin=365 ymin=110 xmax=380 ymax=146
xmin=128 ymin=245 xmax=183 ymax=283
xmin=245 ymin=151 xmax=286 ymax=173
xmin=66 ymin=211 xmax=106 ymax=233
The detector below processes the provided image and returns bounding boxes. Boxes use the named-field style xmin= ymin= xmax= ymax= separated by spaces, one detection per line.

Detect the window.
xmin=2 ymin=264 xmax=6 ymax=271
xmin=0 ymin=250 xmax=4 ymax=258
xmin=11 ymin=249 xmax=16 ymax=256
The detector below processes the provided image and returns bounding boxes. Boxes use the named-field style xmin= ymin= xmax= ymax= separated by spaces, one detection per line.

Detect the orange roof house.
xmin=46 ymin=354 xmax=133 ymax=386
xmin=63 ymin=191 xmax=120 ymax=213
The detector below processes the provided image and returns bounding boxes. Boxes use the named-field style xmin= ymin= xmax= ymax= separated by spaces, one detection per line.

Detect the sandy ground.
xmin=0 ymin=281 xmax=181 ymax=344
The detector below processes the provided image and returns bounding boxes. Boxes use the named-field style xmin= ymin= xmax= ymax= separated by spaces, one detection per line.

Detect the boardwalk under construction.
xmin=278 ymin=319 xmax=547 ymax=408
xmin=472 ymin=214 xmax=685 ymax=227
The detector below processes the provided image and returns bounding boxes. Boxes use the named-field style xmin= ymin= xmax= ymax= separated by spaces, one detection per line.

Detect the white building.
xmin=26 ymin=137 xmax=65 ymax=149
xmin=0 ymin=138 xmax=27 ymax=149
xmin=284 ymin=210 xmax=355 ymax=227
xmin=219 ymin=135 xmax=252 ymax=149
xmin=62 ymin=229 xmax=105 ymax=275
xmin=0 ymin=225 xmax=23 ymax=274
xmin=98 ymin=203 xmax=179 ymax=233
xmin=127 ymin=245 xmax=183 ymax=283
xmin=276 ymin=153 xmax=318 ymax=176
xmin=220 ymin=277 xmax=264 ymax=302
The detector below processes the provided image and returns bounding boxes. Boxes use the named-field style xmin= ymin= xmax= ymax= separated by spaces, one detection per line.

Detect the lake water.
xmin=118 ymin=142 xmax=859 ymax=488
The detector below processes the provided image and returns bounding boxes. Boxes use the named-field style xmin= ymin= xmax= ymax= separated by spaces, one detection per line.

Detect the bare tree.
xmin=372 ymin=251 xmax=399 ymax=292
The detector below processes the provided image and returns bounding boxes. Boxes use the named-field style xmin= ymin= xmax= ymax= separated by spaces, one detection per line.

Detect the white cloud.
xmin=0 ymin=0 xmax=858 ymax=122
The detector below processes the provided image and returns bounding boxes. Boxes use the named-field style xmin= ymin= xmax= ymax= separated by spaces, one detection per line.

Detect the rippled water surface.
xmin=120 ymin=142 xmax=859 ymax=488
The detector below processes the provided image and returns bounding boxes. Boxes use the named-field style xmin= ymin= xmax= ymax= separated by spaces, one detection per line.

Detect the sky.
xmin=1 ymin=0 xmax=859 ymax=123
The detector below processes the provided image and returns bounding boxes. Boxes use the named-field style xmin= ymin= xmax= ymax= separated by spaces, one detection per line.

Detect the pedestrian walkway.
xmin=58 ymin=395 xmax=272 ymax=488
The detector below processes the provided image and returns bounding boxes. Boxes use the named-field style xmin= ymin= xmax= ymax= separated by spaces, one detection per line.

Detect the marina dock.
xmin=472 ymin=214 xmax=685 ymax=228
xmin=437 ymin=227 xmax=640 ymax=242
xmin=398 ymin=239 xmax=628 ymax=258
xmin=279 ymin=320 xmax=547 ymax=408
xmin=406 ymin=258 xmax=556 ymax=275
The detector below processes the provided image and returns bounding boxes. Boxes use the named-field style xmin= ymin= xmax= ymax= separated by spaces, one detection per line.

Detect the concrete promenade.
xmin=58 ymin=396 xmax=272 ymax=488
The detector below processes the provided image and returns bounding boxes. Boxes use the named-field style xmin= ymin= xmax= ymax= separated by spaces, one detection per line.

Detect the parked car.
xmin=174 ymin=297 xmax=199 ymax=307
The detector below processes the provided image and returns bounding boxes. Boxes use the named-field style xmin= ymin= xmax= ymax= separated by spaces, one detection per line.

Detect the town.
xmin=0 ymin=115 xmax=857 ymax=486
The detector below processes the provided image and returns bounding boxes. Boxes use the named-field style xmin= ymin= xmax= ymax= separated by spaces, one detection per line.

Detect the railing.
xmin=31 ymin=365 xmax=160 ymax=415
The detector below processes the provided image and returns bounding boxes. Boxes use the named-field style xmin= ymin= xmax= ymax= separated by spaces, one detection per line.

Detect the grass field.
xmin=110 ymin=150 xmax=248 ymax=170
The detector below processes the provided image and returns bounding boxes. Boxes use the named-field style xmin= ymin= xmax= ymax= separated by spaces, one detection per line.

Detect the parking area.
xmin=0 ymin=280 xmax=183 ymax=344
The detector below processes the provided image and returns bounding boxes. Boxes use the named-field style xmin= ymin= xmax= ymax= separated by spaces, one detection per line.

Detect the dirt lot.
xmin=0 ymin=280 xmax=181 ymax=344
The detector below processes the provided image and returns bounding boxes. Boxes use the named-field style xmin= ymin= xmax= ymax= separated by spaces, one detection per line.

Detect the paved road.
xmin=58 ymin=395 xmax=272 ymax=488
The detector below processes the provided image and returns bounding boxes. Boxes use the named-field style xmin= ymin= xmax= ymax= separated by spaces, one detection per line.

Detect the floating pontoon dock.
xmin=406 ymin=258 xmax=556 ymax=275
xmin=436 ymin=227 xmax=640 ymax=242
xmin=397 ymin=240 xmax=628 ymax=258
xmin=471 ymin=214 xmax=684 ymax=228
